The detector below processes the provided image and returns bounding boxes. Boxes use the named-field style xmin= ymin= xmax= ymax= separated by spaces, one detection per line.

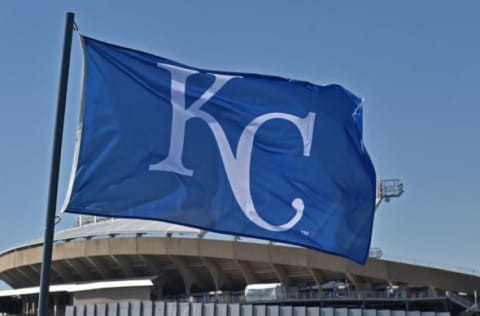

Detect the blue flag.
xmin=63 ymin=36 xmax=376 ymax=263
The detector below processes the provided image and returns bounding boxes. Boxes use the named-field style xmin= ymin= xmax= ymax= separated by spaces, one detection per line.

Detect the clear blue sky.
xmin=1 ymin=1 xmax=479 ymax=289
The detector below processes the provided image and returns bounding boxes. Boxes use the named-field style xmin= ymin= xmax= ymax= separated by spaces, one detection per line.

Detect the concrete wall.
xmin=65 ymin=301 xmax=449 ymax=316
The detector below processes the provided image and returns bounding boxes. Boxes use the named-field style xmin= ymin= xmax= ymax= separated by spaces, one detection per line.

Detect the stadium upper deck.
xmin=0 ymin=216 xmax=478 ymax=315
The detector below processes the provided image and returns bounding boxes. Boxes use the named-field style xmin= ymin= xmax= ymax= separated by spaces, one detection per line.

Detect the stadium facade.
xmin=0 ymin=216 xmax=479 ymax=316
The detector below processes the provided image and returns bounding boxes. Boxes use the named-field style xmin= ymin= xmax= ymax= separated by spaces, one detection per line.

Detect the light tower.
xmin=370 ymin=178 xmax=404 ymax=259
xmin=376 ymin=179 xmax=404 ymax=208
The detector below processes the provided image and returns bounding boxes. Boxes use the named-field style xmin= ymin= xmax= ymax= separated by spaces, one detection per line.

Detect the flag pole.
xmin=37 ymin=12 xmax=75 ymax=316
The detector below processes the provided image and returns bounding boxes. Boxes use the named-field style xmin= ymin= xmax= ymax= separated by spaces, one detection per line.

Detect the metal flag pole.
xmin=37 ymin=12 xmax=75 ymax=316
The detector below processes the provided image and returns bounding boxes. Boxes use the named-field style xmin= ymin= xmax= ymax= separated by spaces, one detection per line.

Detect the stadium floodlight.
xmin=370 ymin=179 xmax=404 ymax=259
xmin=369 ymin=247 xmax=383 ymax=259
xmin=74 ymin=215 xmax=114 ymax=227
xmin=376 ymin=179 xmax=404 ymax=209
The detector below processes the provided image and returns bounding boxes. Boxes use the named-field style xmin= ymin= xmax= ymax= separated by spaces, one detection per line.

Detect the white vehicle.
xmin=244 ymin=283 xmax=284 ymax=302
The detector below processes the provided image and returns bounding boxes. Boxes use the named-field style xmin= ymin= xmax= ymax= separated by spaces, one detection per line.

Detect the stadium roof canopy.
xmin=0 ymin=277 xmax=154 ymax=297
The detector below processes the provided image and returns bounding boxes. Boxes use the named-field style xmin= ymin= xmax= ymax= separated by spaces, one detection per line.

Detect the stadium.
xmin=0 ymin=180 xmax=479 ymax=316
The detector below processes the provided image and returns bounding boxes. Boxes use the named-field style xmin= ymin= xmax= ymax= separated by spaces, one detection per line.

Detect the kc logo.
xmin=149 ymin=63 xmax=316 ymax=232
